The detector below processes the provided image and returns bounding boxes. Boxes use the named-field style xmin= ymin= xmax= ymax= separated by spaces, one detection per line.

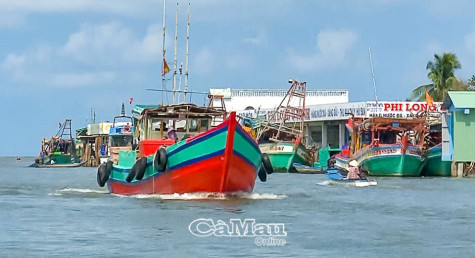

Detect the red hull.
xmin=108 ymin=152 xmax=256 ymax=195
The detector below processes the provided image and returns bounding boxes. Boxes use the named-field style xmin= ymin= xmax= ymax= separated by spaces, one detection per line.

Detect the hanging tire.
xmin=258 ymin=166 xmax=267 ymax=182
xmin=126 ymin=165 xmax=137 ymax=183
xmin=134 ymin=157 xmax=148 ymax=180
xmin=261 ymin=153 xmax=273 ymax=174
xmin=97 ymin=163 xmax=107 ymax=187
xmin=154 ymin=147 xmax=168 ymax=172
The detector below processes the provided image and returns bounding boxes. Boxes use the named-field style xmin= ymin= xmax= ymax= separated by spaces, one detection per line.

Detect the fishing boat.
xmin=421 ymin=121 xmax=451 ymax=177
xmin=32 ymin=119 xmax=85 ymax=168
xmin=105 ymin=103 xmax=135 ymax=165
xmin=334 ymin=116 xmax=427 ymax=176
xmin=326 ymin=168 xmax=377 ymax=187
xmin=256 ymin=79 xmax=315 ymax=172
xmin=96 ymin=105 xmax=272 ymax=195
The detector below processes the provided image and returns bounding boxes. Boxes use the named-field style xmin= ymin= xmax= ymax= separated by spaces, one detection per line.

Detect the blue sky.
xmin=2 ymin=0 xmax=475 ymax=156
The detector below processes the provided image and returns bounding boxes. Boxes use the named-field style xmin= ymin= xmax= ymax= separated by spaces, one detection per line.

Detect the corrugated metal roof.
xmin=442 ymin=91 xmax=475 ymax=109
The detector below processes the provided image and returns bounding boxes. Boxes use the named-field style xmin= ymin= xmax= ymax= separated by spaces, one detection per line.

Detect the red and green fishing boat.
xmin=97 ymin=104 xmax=272 ymax=195
xmin=256 ymin=79 xmax=314 ymax=172
xmin=334 ymin=116 xmax=427 ymax=176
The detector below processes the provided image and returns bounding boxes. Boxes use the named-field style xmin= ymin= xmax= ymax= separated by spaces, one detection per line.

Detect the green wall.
xmin=453 ymin=109 xmax=475 ymax=162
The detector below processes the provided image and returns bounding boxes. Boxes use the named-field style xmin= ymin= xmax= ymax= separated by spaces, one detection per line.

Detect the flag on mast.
xmin=425 ymin=90 xmax=434 ymax=106
xmin=162 ymin=58 xmax=170 ymax=75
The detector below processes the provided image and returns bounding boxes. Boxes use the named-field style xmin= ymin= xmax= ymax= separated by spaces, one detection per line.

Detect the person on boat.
xmin=346 ymin=160 xmax=361 ymax=180
xmin=167 ymin=126 xmax=178 ymax=142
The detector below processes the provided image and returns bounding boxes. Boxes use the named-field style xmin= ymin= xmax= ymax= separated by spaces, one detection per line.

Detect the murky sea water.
xmin=2 ymin=157 xmax=475 ymax=257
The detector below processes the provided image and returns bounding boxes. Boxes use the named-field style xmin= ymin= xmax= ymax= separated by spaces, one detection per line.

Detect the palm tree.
xmin=410 ymin=53 xmax=461 ymax=101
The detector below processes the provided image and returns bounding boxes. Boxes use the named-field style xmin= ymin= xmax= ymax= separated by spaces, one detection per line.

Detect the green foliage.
xmin=410 ymin=52 xmax=461 ymax=101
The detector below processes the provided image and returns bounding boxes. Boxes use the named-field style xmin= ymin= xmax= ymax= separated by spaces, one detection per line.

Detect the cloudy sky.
xmin=2 ymin=0 xmax=475 ymax=156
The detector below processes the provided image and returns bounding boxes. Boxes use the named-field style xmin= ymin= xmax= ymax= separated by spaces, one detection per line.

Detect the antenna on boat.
xmin=178 ymin=62 xmax=183 ymax=101
xmin=161 ymin=0 xmax=166 ymax=106
xmin=172 ymin=3 xmax=178 ymax=105
xmin=368 ymin=46 xmax=379 ymax=104
xmin=184 ymin=3 xmax=190 ymax=104
xmin=121 ymin=103 xmax=125 ymax=116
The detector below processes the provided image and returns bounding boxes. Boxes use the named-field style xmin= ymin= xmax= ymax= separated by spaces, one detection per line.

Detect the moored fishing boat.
xmin=32 ymin=119 xmax=85 ymax=168
xmin=256 ymin=79 xmax=315 ymax=172
xmin=421 ymin=121 xmax=451 ymax=176
xmin=97 ymin=106 xmax=272 ymax=195
xmin=334 ymin=116 xmax=427 ymax=176
xmin=326 ymin=168 xmax=377 ymax=187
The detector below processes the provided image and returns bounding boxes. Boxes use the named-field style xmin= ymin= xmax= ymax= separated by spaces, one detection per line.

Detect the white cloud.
xmin=288 ymin=29 xmax=358 ymax=71
xmin=61 ymin=22 xmax=162 ymax=65
xmin=1 ymin=22 xmax=162 ymax=88
xmin=0 ymin=0 xmax=159 ymax=16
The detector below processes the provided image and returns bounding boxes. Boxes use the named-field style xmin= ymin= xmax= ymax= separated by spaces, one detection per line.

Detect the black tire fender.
xmin=134 ymin=157 xmax=148 ymax=180
xmin=97 ymin=163 xmax=107 ymax=187
xmin=261 ymin=153 xmax=273 ymax=174
xmin=258 ymin=165 xmax=267 ymax=182
xmin=126 ymin=164 xmax=137 ymax=183
xmin=154 ymin=147 xmax=168 ymax=172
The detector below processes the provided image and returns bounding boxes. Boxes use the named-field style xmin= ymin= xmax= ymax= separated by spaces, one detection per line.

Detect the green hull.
xmin=362 ymin=154 xmax=424 ymax=176
xmin=259 ymin=142 xmax=312 ymax=172
xmin=421 ymin=146 xmax=451 ymax=177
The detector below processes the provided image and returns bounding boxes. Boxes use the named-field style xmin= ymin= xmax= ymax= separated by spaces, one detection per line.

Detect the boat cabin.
xmin=133 ymin=104 xmax=227 ymax=157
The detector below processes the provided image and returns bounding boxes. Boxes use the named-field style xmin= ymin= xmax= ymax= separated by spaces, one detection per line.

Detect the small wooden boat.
xmin=35 ymin=160 xmax=86 ymax=168
xmin=292 ymin=163 xmax=324 ymax=174
xmin=326 ymin=169 xmax=377 ymax=187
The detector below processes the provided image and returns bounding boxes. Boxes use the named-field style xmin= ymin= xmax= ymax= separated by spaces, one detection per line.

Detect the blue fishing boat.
xmin=326 ymin=169 xmax=377 ymax=187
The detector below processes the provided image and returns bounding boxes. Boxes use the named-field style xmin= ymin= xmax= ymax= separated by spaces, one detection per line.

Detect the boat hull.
xmin=421 ymin=145 xmax=451 ymax=177
xmin=34 ymin=160 xmax=86 ymax=168
xmin=259 ymin=142 xmax=312 ymax=172
xmin=335 ymin=144 xmax=424 ymax=177
xmin=107 ymin=113 xmax=262 ymax=195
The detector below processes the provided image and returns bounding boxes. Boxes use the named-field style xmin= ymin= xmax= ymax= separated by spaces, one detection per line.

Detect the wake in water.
xmin=115 ymin=192 xmax=287 ymax=200
xmin=50 ymin=188 xmax=286 ymax=200
xmin=49 ymin=187 xmax=109 ymax=196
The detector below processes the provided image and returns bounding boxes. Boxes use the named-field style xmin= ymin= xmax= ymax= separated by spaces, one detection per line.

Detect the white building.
xmin=209 ymin=88 xmax=349 ymax=111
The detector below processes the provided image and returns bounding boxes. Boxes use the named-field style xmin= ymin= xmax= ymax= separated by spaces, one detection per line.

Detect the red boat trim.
xmin=167 ymin=125 xmax=228 ymax=158
xmin=221 ymin=112 xmax=237 ymax=192
xmin=167 ymin=149 xmax=225 ymax=171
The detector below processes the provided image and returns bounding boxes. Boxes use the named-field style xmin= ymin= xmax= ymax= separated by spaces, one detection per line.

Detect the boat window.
xmin=200 ymin=119 xmax=209 ymax=132
xmin=380 ymin=131 xmax=396 ymax=144
xmin=362 ymin=131 xmax=372 ymax=146
xmin=187 ymin=119 xmax=198 ymax=132
xmin=110 ymin=135 xmax=133 ymax=147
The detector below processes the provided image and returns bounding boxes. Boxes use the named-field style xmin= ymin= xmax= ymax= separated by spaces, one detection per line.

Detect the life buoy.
xmin=153 ymin=147 xmax=168 ymax=172
xmin=132 ymin=157 xmax=148 ymax=180
xmin=261 ymin=153 xmax=273 ymax=174
xmin=123 ymin=124 xmax=131 ymax=133
xmin=258 ymin=166 xmax=267 ymax=182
